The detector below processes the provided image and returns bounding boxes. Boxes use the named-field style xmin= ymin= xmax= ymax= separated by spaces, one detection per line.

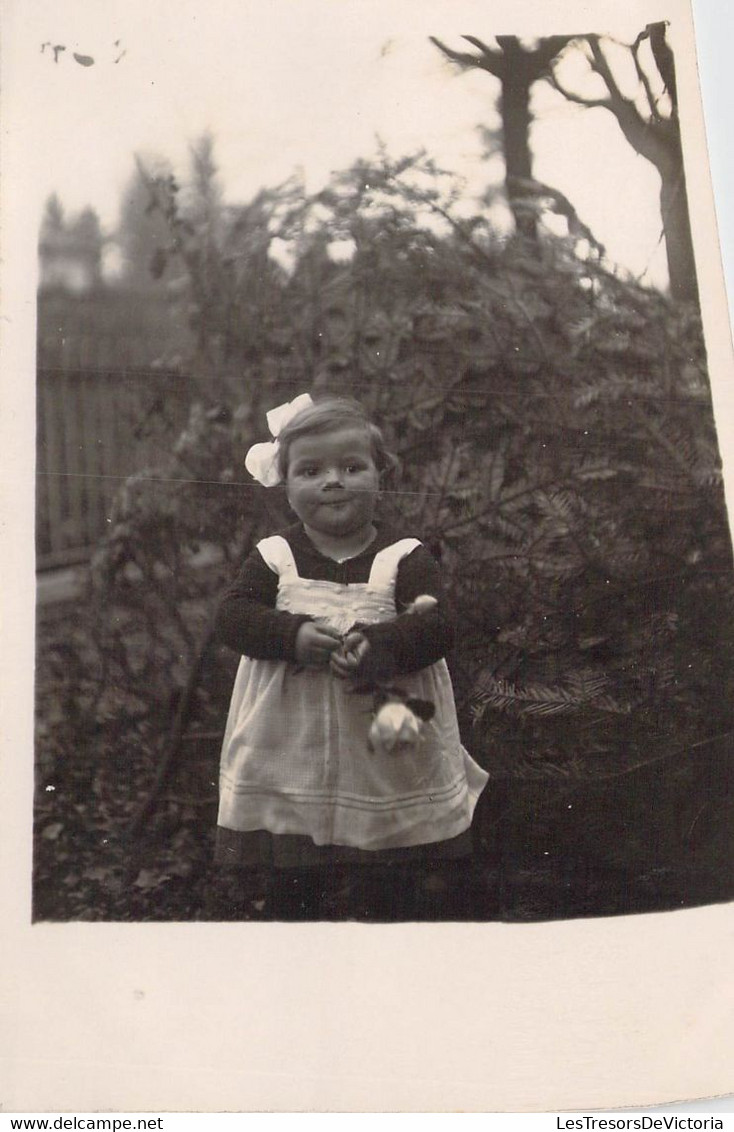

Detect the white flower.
xmin=368 ymin=701 xmax=422 ymax=756
xmin=406 ymin=594 xmax=438 ymax=615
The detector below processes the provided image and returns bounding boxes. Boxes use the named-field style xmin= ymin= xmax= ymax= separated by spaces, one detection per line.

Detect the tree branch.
xmin=632 ymin=38 xmax=662 ymax=122
xmin=430 ymin=35 xmax=505 ymax=79
xmin=545 ymin=67 xmax=613 ymax=111
xmin=463 ymin=35 xmax=499 ymax=57
xmin=527 ymin=35 xmax=577 ymax=75
xmin=568 ymin=36 xmax=671 ymax=168
xmin=647 ymin=21 xmax=677 ymax=112
xmin=587 ymin=34 xmax=628 ymax=107
xmin=631 ymin=403 xmax=701 ymax=487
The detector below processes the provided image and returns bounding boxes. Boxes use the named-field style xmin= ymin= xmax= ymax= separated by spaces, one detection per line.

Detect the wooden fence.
xmin=36 ymin=367 xmax=194 ymax=570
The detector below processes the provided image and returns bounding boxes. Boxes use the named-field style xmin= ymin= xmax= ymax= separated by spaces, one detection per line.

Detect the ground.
xmin=33 ymin=596 xmax=734 ymax=923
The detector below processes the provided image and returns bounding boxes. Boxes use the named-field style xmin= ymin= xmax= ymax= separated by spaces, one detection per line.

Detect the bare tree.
xmin=430 ymin=35 xmax=573 ymax=239
xmin=547 ymin=23 xmax=698 ymax=303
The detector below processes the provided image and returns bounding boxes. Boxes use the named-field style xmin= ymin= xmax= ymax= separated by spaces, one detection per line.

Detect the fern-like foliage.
xmin=58 ymin=143 xmax=733 ymax=785
xmin=472 ymin=672 xmax=631 ymax=719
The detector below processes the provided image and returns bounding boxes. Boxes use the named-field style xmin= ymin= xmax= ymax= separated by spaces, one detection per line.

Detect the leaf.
xmin=565 ymin=669 xmax=611 ymax=699
xmin=566 ymin=316 xmax=596 ymax=341
xmin=472 ymin=672 xmax=629 ymax=719
xmin=578 ymin=635 xmax=608 ymax=651
xmin=133 ymin=868 xmax=171 ymax=890
xmin=73 ymin=52 xmax=95 ymax=66
xmin=83 ymin=866 xmax=116 ymax=883
xmin=487 ymin=449 xmax=506 ymax=501
xmin=166 ymin=860 xmax=193 ymax=878
xmin=573 ymin=459 xmax=617 ymax=482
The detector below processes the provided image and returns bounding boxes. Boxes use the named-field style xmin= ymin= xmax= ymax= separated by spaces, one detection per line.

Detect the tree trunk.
xmin=501 ymin=72 xmax=536 ymax=240
xmin=430 ymin=36 xmax=572 ymax=244
xmin=659 ymin=151 xmax=699 ymax=304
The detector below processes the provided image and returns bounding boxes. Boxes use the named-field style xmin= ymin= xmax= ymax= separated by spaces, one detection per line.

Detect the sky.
xmin=5 ymin=0 xmax=682 ymax=291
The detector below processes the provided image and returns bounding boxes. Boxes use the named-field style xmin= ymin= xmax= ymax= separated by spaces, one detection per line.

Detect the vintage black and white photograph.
xmin=5 ymin=0 xmax=734 ymax=1114
xmin=25 ymin=0 xmax=734 ymax=933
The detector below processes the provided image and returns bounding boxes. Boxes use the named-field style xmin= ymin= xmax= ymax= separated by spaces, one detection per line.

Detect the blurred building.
xmin=36 ymin=200 xmax=194 ymax=570
xmin=38 ymin=201 xmax=104 ymax=295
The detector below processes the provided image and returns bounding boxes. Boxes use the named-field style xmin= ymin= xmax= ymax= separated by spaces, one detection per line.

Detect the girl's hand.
xmin=294 ymin=622 xmax=342 ymax=668
xmin=330 ymin=632 xmax=370 ymax=679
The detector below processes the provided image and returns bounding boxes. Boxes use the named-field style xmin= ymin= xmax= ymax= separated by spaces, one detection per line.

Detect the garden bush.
xmin=36 ymin=146 xmax=734 ymax=916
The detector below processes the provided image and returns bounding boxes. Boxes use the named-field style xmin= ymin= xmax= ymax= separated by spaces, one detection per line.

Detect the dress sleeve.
xmin=214 ymin=545 xmax=312 ymax=661
xmin=358 ymin=544 xmax=456 ymax=679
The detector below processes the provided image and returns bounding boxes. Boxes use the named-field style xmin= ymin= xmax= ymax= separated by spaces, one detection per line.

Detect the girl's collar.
xmin=298 ymin=522 xmax=379 ymax=564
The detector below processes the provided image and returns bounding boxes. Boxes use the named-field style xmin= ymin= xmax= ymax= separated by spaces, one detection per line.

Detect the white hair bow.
xmin=244 ymin=393 xmax=314 ymax=486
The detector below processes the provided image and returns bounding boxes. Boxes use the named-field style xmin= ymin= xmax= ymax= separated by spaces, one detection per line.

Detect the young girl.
xmin=213 ymin=393 xmax=488 ymax=919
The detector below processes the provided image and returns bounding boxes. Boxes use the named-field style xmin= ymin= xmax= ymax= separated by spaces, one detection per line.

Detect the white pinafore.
xmin=217 ymin=535 xmax=488 ymax=852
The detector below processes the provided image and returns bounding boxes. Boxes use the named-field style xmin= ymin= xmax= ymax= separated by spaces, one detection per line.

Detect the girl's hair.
xmin=276 ymin=396 xmax=400 ymax=482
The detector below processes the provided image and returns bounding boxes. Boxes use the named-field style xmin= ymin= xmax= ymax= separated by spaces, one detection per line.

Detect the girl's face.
xmin=285 ymin=426 xmax=380 ymax=540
